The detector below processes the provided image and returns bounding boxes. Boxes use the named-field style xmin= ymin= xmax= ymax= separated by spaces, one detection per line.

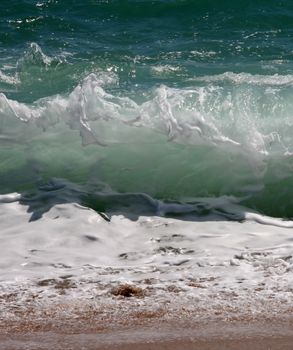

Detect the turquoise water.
xmin=1 ymin=0 xmax=293 ymax=217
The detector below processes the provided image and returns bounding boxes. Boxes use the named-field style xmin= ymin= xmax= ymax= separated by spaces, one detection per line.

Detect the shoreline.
xmin=1 ymin=273 xmax=293 ymax=349
xmin=1 ymin=288 xmax=292 ymax=349
xmin=1 ymin=317 xmax=293 ymax=350
xmin=1 ymin=206 xmax=293 ymax=349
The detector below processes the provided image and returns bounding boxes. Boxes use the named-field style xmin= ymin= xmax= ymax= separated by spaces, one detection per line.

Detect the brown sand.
xmin=1 ymin=281 xmax=293 ymax=349
xmin=1 ymin=335 xmax=293 ymax=350
xmin=1 ymin=318 xmax=293 ymax=350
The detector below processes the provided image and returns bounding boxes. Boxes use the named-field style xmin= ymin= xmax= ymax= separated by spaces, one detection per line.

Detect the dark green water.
xmin=1 ymin=0 xmax=293 ymax=217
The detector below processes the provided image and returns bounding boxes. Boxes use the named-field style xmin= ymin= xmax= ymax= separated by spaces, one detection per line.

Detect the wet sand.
xmin=2 ymin=336 xmax=293 ymax=350
xmin=1 ymin=318 xmax=293 ymax=350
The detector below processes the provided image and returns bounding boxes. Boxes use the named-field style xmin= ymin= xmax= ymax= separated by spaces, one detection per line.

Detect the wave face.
xmin=0 ymin=1 xmax=293 ymax=218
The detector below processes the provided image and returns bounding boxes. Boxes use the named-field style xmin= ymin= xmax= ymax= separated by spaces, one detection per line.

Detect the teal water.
xmin=0 ymin=0 xmax=293 ymax=218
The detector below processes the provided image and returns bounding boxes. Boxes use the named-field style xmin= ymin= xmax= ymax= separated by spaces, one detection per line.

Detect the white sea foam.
xmin=190 ymin=50 xmax=217 ymax=58
xmin=192 ymin=72 xmax=293 ymax=86
xmin=151 ymin=65 xmax=181 ymax=75
xmin=1 ymin=72 xmax=292 ymax=156
xmin=0 ymin=70 xmax=20 ymax=85
xmin=0 ymin=193 xmax=292 ymax=313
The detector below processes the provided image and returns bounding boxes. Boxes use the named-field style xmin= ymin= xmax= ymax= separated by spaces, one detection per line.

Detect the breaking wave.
xmin=1 ymin=71 xmax=293 ymax=217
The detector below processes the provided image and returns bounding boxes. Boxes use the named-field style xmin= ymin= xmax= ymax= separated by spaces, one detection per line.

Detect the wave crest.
xmin=17 ymin=43 xmax=65 ymax=69
xmin=1 ymin=72 xmax=293 ymax=155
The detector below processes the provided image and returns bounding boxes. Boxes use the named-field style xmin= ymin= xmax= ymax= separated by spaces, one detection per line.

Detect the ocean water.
xmin=1 ymin=0 xmax=293 ymax=217
xmin=1 ymin=0 xmax=293 ymax=321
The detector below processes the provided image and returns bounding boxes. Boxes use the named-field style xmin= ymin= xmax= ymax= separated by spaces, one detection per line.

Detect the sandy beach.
xmin=1 ymin=285 xmax=293 ymax=350
xmin=1 ymin=317 xmax=293 ymax=350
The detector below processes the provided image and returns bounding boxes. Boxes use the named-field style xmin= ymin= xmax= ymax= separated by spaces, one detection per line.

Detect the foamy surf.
xmin=0 ymin=192 xmax=293 ymax=331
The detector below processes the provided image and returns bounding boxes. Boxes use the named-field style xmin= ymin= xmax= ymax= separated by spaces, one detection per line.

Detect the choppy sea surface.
xmin=0 ymin=0 xmax=293 ymax=320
